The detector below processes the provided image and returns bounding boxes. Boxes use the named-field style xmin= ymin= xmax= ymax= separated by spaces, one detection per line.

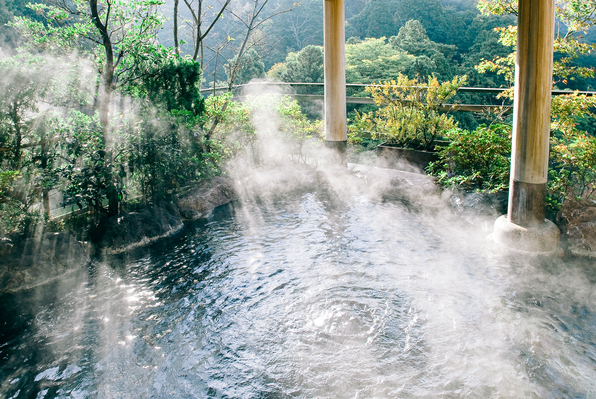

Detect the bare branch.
xmin=183 ymin=0 xmax=199 ymax=24
xmin=226 ymin=9 xmax=249 ymax=27
xmin=253 ymin=7 xmax=295 ymax=30
xmin=104 ymin=0 xmax=112 ymax=32
xmin=199 ymin=0 xmax=231 ymax=41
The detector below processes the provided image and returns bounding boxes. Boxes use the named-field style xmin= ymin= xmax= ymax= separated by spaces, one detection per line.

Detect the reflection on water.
xmin=1 ymin=191 xmax=596 ymax=398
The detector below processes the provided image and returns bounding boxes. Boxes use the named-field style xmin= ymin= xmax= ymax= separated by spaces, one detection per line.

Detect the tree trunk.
xmin=40 ymin=131 xmax=50 ymax=218
xmin=174 ymin=0 xmax=180 ymax=57
xmin=90 ymin=0 xmax=119 ymax=216
xmin=192 ymin=0 xmax=202 ymax=60
xmin=42 ymin=190 xmax=50 ymax=218
xmin=11 ymin=102 xmax=22 ymax=169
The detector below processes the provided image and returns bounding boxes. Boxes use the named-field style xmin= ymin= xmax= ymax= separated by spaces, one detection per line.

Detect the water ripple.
xmin=1 ymin=193 xmax=596 ymax=397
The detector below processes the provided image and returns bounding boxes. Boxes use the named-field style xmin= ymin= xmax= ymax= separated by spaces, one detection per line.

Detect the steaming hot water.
xmin=1 ymin=167 xmax=596 ymax=398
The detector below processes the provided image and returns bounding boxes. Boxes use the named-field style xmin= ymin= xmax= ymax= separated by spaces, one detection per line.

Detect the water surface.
xmin=1 ymin=190 xmax=595 ymax=398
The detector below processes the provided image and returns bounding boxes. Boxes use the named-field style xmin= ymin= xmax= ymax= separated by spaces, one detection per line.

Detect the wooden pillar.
xmin=493 ymin=0 xmax=560 ymax=253
xmin=508 ymin=0 xmax=555 ymax=226
xmin=324 ymin=0 xmax=347 ymax=159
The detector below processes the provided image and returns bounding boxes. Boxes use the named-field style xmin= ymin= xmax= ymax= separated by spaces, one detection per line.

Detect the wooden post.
xmin=508 ymin=0 xmax=554 ymax=226
xmin=324 ymin=0 xmax=347 ymax=161
xmin=493 ymin=0 xmax=560 ymax=253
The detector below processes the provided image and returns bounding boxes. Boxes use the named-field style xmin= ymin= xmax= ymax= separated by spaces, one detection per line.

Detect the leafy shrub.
xmin=349 ymin=73 xmax=467 ymax=150
xmin=0 ymin=170 xmax=19 ymax=199
xmin=127 ymin=106 xmax=224 ymax=201
xmin=0 ymin=170 xmax=40 ymax=236
xmin=56 ymin=112 xmax=121 ymax=215
xmin=204 ymin=92 xmax=255 ymax=160
xmin=429 ymin=124 xmax=511 ymax=193
xmin=549 ymin=133 xmax=596 ymax=211
xmin=430 ymin=122 xmax=596 ymax=218
xmin=276 ymin=96 xmax=324 ymax=162
xmin=547 ymin=92 xmax=596 ymax=212
xmin=130 ymin=55 xmax=205 ymax=118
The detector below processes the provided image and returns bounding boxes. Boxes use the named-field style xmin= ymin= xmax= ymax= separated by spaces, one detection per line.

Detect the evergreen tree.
xmin=394 ymin=0 xmax=448 ymax=43
xmin=347 ymin=0 xmax=398 ymax=39
xmin=283 ymin=45 xmax=324 ymax=83
xmin=460 ymin=29 xmax=510 ymax=88
xmin=136 ymin=58 xmax=205 ymax=116
xmin=225 ymin=48 xmax=266 ymax=85
xmin=390 ymin=20 xmax=458 ymax=79
xmin=345 ymin=37 xmax=415 ymax=83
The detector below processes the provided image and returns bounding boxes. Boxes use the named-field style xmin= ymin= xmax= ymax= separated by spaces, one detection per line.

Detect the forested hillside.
xmin=151 ymin=0 xmax=595 ymax=92
xmin=3 ymin=0 xmax=595 ymax=90
xmin=157 ymin=0 xmax=517 ymax=88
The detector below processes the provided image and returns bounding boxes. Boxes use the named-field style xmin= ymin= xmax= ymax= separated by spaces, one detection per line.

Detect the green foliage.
xmin=134 ymin=56 xmax=205 ymax=117
xmin=476 ymin=0 xmax=596 ymax=87
xmin=12 ymin=0 xmax=170 ymax=217
xmin=393 ymin=0 xmax=492 ymax=52
xmin=225 ymin=48 xmax=266 ymax=85
xmin=0 ymin=0 xmax=42 ymax=48
xmin=280 ymin=45 xmax=324 ymax=83
xmin=0 ymin=197 xmax=40 ymax=236
xmin=549 ymin=134 xmax=596 ymax=208
xmin=345 ymin=37 xmax=415 ymax=84
xmin=56 ymin=112 xmax=121 ymax=215
xmin=343 ymin=24 xmax=462 ymax=85
xmin=0 ymin=54 xmax=49 ymax=167
xmin=205 ymin=93 xmax=255 ymax=160
xmin=349 ymin=74 xmax=467 ymax=150
xmin=267 ymin=45 xmax=324 ymax=115
xmin=429 ymin=124 xmax=511 ymax=193
xmin=460 ymin=28 xmax=511 ymax=88
xmin=11 ymin=3 xmax=93 ymax=54
xmin=276 ymin=96 xmax=324 ymax=162
xmin=126 ymin=108 xmax=214 ymax=200
xmin=0 ymin=0 xmax=256 ymax=234
xmin=390 ymin=20 xmax=458 ymax=80
xmin=0 ymin=54 xmax=61 ymax=223
xmin=260 ymin=0 xmax=323 ymax=67
xmin=395 ymin=0 xmax=449 ymax=43
xmin=474 ymin=0 xmax=596 ymax=212
xmin=12 ymin=0 xmax=165 ymax=62
xmin=256 ymin=0 xmax=494 ymax=71
xmin=267 ymin=62 xmax=288 ymax=81
xmin=550 ymin=92 xmax=596 ymax=139
xmin=0 ymin=169 xmax=40 ymax=236
xmin=0 ymin=170 xmax=18 ymax=198
xmin=548 ymin=91 xmax=596 ymax=208
xmin=55 ymin=103 xmax=220 ymax=211
xmin=429 ymin=119 xmax=596 ymax=212
xmin=347 ymin=0 xmax=398 ymax=39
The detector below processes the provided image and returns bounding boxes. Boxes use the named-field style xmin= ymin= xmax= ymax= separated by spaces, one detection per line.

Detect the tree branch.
xmin=199 ymin=0 xmax=231 ymax=41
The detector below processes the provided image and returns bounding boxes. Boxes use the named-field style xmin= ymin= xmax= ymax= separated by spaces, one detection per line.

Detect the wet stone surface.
xmin=177 ymin=176 xmax=238 ymax=221
xmin=557 ymin=198 xmax=596 ymax=257
xmin=0 ymin=232 xmax=89 ymax=294
xmin=91 ymin=202 xmax=185 ymax=255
